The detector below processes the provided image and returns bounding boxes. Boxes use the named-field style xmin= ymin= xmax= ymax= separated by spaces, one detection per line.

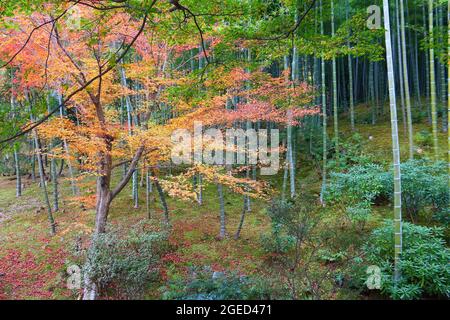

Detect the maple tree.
xmin=0 ymin=0 xmax=447 ymax=302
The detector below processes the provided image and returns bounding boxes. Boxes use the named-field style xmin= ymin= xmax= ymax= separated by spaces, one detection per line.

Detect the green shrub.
xmin=362 ymin=220 xmax=450 ymax=299
xmin=326 ymin=160 xmax=448 ymax=224
xmin=414 ymin=130 xmax=433 ymax=147
xmin=386 ymin=160 xmax=448 ymax=222
xmin=260 ymin=200 xmax=296 ymax=254
xmin=260 ymin=197 xmax=318 ymax=254
xmin=345 ymin=202 xmax=372 ymax=229
xmin=411 ymin=111 xmax=429 ymax=124
xmin=162 ymin=266 xmax=280 ymax=300
xmin=84 ymin=227 xmax=168 ymax=299
xmin=328 ymin=133 xmax=378 ymax=172
xmin=260 ymin=223 xmax=296 ymax=254
xmin=325 ymin=163 xmax=390 ymax=205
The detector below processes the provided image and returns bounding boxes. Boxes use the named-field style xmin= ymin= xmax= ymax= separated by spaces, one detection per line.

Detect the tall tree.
xmin=346 ymin=0 xmax=355 ymax=131
xmin=399 ymin=0 xmax=414 ymax=159
xmin=383 ymin=0 xmax=403 ymax=284
xmin=320 ymin=0 xmax=327 ymax=204
xmin=331 ymin=0 xmax=339 ymax=157
xmin=10 ymin=75 xmax=21 ymax=197
xmin=429 ymin=0 xmax=439 ymax=158
xmin=447 ymin=0 xmax=449 ymax=192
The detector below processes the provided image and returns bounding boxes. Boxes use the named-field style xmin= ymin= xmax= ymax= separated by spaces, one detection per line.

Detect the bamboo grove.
xmin=0 ymin=0 xmax=448 ymax=300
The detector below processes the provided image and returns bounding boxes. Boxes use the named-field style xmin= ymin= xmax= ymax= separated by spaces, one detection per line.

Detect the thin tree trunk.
xmin=154 ymin=178 xmax=169 ymax=225
xmin=146 ymin=168 xmax=152 ymax=219
xmin=320 ymin=0 xmax=327 ymax=205
xmin=217 ymin=183 xmax=227 ymax=239
xmin=284 ymin=55 xmax=295 ymax=198
xmin=383 ymin=0 xmax=403 ymax=284
xmin=234 ymin=200 xmax=247 ymax=240
xmin=13 ymin=148 xmax=21 ymax=197
xmin=400 ymin=0 xmax=414 ymax=159
xmin=120 ymin=65 xmax=139 ymax=207
xmin=33 ymin=129 xmax=56 ymax=235
xmin=58 ymin=94 xmax=79 ymax=195
xmin=47 ymin=96 xmax=59 ymax=212
xmin=331 ymin=0 xmax=339 ymax=157
xmin=429 ymin=0 xmax=439 ymax=158
xmin=10 ymin=88 xmax=21 ymax=197
xmin=423 ymin=5 xmax=431 ymax=118
xmin=447 ymin=1 xmax=450 ymax=185
xmin=395 ymin=0 xmax=407 ymax=134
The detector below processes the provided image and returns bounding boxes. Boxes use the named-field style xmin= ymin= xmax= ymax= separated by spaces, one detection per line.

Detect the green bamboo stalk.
xmin=447 ymin=0 xmax=449 ymax=192
xmin=331 ymin=0 xmax=338 ymax=157
xmin=320 ymin=0 xmax=327 ymax=205
xmin=383 ymin=0 xmax=403 ymax=284
xmin=429 ymin=0 xmax=439 ymax=158
xmin=400 ymin=0 xmax=414 ymax=159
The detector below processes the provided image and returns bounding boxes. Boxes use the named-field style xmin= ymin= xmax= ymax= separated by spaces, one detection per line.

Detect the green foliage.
xmin=414 ymin=130 xmax=433 ymax=147
xmin=328 ymin=133 xmax=379 ymax=171
xmin=162 ymin=266 xmax=277 ymax=300
xmin=260 ymin=196 xmax=319 ymax=255
xmin=395 ymin=160 xmax=448 ymax=220
xmin=260 ymin=221 xmax=296 ymax=254
xmin=362 ymin=220 xmax=450 ymax=299
xmin=83 ymin=227 xmax=168 ymax=299
xmin=325 ymin=163 xmax=389 ymax=205
xmin=345 ymin=202 xmax=372 ymax=224
xmin=260 ymin=199 xmax=296 ymax=254
xmin=326 ymin=159 xmax=448 ymax=224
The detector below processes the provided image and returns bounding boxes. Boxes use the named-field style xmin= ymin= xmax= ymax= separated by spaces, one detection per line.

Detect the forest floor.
xmin=0 ymin=105 xmax=447 ymax=300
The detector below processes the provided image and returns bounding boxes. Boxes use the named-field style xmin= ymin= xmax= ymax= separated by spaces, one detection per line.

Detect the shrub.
xmin=388 ymin=160 xmax=448 ymax=222
xmin=162 ymin=266 xmax=279 ymax=300
xmin=260 ymin=195 xmax=342 ymax=299
xmin=414 ymin=130 xmax=433 ymax=147
xmin=326 ymin=160 xmax=448 ymax=224
xmin=83 ymin=227 xmax=168 ymax=299
xmin=260 ymin=196 xmax=319 ymax=255
xmin=327 ymin=133 xmax=378 ymax=172
xmin=361 ymin=220 xmax=450 ymax=299
xmin=260 ymin=201 xmax=296 ymax=254
xmin=325 ymin=163 xmax=390 ymax=205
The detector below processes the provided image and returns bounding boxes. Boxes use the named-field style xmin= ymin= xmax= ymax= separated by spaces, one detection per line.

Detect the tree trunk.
xmin=320 ymin=0 xmax=327 ymax=205
xmin=395 ymin=0 xmax=407 ymax=134
xmin=33 ymin=129 xmax=56 ymax=235
xmin=58 ymin=94 xmax=79 ymax=195
xmin=234 ymin=201 xmax=247 ymax=240
xmin=14 ymin=148 xmax=21 ymax=197
xmin=447 ymin=0 xmax=449 ymax=193
xmin=331 ymin=0 xmax=339 ymax=158
xmin=217 ymin=183 xmax=226 ymax=239
xmin=383 ymin=0 xmax=403 ymax=283
xmin=429 ymin=0 xmax=439 ymax=158
xmin=399 ymin=0 xmax=414 ymax=159
xmin=10 ymin=86 xmax=22 ymax=197
xmin=154 ymin=178 xmax=169 ymax=225
xmin=146 ymin=168 xmax=152 ymax=219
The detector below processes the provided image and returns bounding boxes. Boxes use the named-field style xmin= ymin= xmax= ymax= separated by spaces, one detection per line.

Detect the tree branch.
xmin=0 ymin=1 xmax=81 ymax=68
xmin=110 ymin=145 xmax=145 ymax=200
xmin=0 ymin=12 xmax=149 ymax=145
xmin=251 ymin=0 xmax=317 ymax=41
